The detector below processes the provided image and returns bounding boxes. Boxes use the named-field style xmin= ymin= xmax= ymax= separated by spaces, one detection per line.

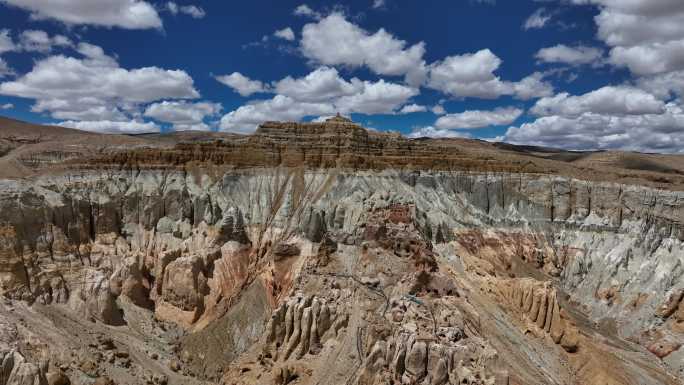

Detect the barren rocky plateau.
xmin=0 ymin=114 xmax=683 ymax=385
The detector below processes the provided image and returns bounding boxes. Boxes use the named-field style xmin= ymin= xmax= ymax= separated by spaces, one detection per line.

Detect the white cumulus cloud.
xmin=300 ymin=13 xmax=427 ymax=85
xmin=407 ymin=126 xmax=471 ymax=139
xmin=0 ymin=42 xmax=198 ymax=130
xmin=293 ymin=4 xmax=322 ymax=19
xmin=530 ymin=86 xmax=665 ymax=117
xmin=426 ymin=49 xmax=553 ymax=99
xmin=568 ymin=0 xmax=684 ymax=77
xmin=58 ymin=119 xmax=161 ymax=134
xmin=637 ymin=70 xmax=684 ymax=100
xmin=18 ymin=30 xmax=73 ymax=52
xmin=335 ymin=79 xmax=418 ymax=115
xmin=215 ymin=72 xmax=268 ymax=97
xmin=609 ymin=40 xmax=684 ymax=75
xmin=431 ymin=105 xmax=446 ymax=115
xmin=399 ymin=104 xmax=427 ymax=114
xmin=535 ymin=44 xmax=603 ymax=66
xmin=503 ymin=102 xmax=684 ymax=153
xmin=503 ymin=78 xmax=684 ymax=153
xmin=144 ymin=100 xmax=221 ymax=131
xmin=0 ymin=58 xmax=13 ymax=78
xmin=273 ymin=67 xmax=359 ymax=102
xmin=1 ymin=0 xmax=163 ymax=29
xmin=435 ymin=107 xmax=523 ymax=130
xmin=274 ymin=27 xmax=295 ymax=41
xmin=523 ymin=8 xmax=552 ymax=30
xmin=166 ymin=2 xmax=205 ymax=19
xmin=0 ymin=29 xmax=17 ymax=54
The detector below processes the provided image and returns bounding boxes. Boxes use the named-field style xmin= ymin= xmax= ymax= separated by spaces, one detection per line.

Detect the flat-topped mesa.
xmin=236 ymin=115 xmax=453 ymax=168
xmin=67 ymin=115 xmax=540 ymax=172
xmin=254 ymin=114 xmax=369 ymax=142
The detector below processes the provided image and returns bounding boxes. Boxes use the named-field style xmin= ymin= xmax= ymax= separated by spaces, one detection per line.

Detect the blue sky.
xmin=0 ymin=0 xmax=683 ymax=153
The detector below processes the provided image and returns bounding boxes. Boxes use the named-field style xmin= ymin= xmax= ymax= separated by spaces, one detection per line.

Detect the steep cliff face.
xmin=0 ymin=117 xmax=683 ymax=385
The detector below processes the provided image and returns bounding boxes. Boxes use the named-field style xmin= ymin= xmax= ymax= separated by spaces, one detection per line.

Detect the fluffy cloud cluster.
xmin=273 ymin=67 xmax=359 ymax=102
xmin=335 ymin=79 xmax=418 ymax=114
xmin=300 ymin=13 xmax=427 ymax=85
xmin=0 ymin=0 xmax=163 ymax=29
xmin=523 ymin=8 xmax=553 ymax=30
xmin=0 ymin=42 xmax=203 ymax=132
xmin=0 ymin=29 xmax=16 ymax=54
xmin=274 ymin=27 xmax=295 ymax=41
xmin=216 ymin=11 xmax=556 ymax=135
xmin=215 ymin=72 xmax=268 ymax=97
xmin=503 ymin=86 xmax=684 ymax=153
xmin=409 ymin=107 xmax=523 ymax=139
xmin=637 ymin=70 xmax=684 ymax=100
xmin=504 ymin=103 xmax=684 ymax=153
xmin=529 ymin=86 xmax=664 ymax=117
xmin=426 ymin=49 xmax=553 ymax=99
xmin=293 ymin=4 xmax=322 ymax=20
xmin=569 ymin=0 xmax=684 ymax=77
xmin=535 ymin=44 xmax=603 ymax=66
xmin=166 ymin=2 xmax=205 ymax=19
xmin=399 ymin=104 xmax=427 ymax=114
xmin=58 ymin=119 xmax=160 ymax=134
xmin=372 ymin=0 xmax=386 ymax=9
xmin=435 ymin=107 xmax=523 ymax=129
xmin=497 ymin=0 xmax=684 ymax=153
xmin=407 ymin=126 xmax=471 ymax=139
xmin=0 ymin=58 xmax=12 ymax=77
xmin=294 ymin=12 xmax=552 ymax=106
xmin=272 ymin=66 xmax=418 ymax=114
xmin=19 ymin=30 xmax=72 ymax=52
xmin=299 ymin=12 xmax=548 ymax=97
xmin=0 ymin=29 xmax=73 ymax=54
xmin=0 ymin=29 xmax=73 ymax=78
xmin=218 ymin=66 xmax=419 ymax=133
xmin=144 ymin=101 xmax=221 ymax=131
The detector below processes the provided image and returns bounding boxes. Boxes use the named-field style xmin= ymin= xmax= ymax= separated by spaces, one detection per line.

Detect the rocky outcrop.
xmin=358 ymin=332 xmax=506 ymax=385
xmin=499 ymin=279 xmax=579 ymax=353
xmin=0 ymin=350 xmax=48 ymax=385
xmin=81 ymin=120 xmax=539 ymax=174
xmin=2 ymin=118 xmax=684 ymax=384
xmin=658 ymin=290 xmax=684 ymax=322
xmin=156 ymin=255 xmax=209 ymax=327
xmin=265 ymin=294 xmax=337 ymax=360
xmin=69 ymin=269 xmax=124 ymax=325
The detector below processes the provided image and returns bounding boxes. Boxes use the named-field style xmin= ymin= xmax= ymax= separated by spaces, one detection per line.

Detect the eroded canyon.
xmin=0 ymin=115 xmax=683 ymax=385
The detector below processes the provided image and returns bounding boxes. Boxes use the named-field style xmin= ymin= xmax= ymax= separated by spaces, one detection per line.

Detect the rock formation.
xmin=0 ymin=116 xmax=683 ymax=385
xmin=498 ymin=279 xmax=579 ymax=352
